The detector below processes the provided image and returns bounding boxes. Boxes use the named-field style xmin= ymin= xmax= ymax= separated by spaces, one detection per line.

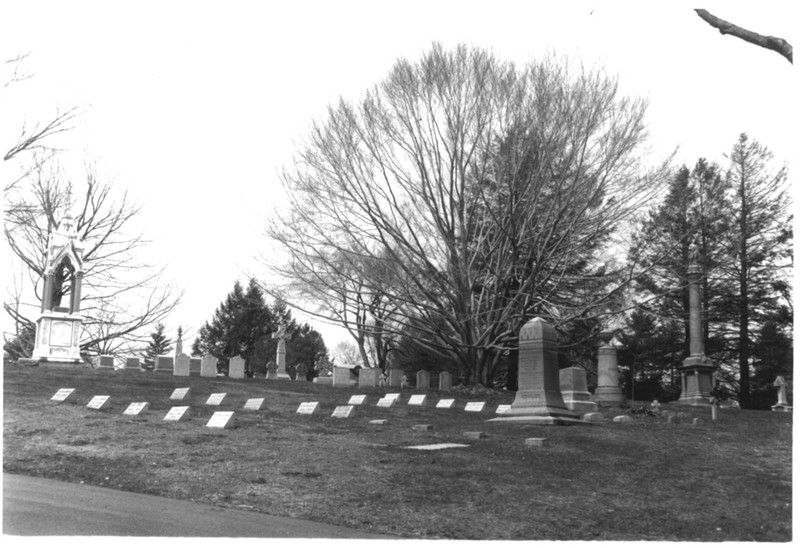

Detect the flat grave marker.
xmin=385 ymin=393 xmax=401 ymax=402
xmin=296 ymin=402 xmax=319 ymax=415
xmin=376 ymin=397 xmax=395 ymax=408
xmin=464 ymin=401 xmax=486 ymax=412
xmin=348 ymin=395 xmax=367 ymax=405
xmin=170 ymin=388 xmax=191 ymax=401
xmin=436 ymin=399 xmax=455 ymax=409
xmin=50 ymin=388 xmax=75 ymax=403
xmin=206 ymin=393 xmax=227 ymax=406
xmin=332 ymin=405 xmax=355 ymax=418
xmin=123 ymin=402 xmax=150 ymax=415
xmin=243 ymin=398 xmax=265 ymax=411
xmin=407 ymin=443 xmax=469 ymax=451
xmin=86 ymin=395 xmax=111 ymax=410
xmin=206 ymin=411 xmax=235 ymax=429
xmin=163 ymin=406 xmax=190 ymax=422
xmin=408 ymin=394 xmax=427 ymax=405
xmin=495 ymin=404 xmax=511 ymax=414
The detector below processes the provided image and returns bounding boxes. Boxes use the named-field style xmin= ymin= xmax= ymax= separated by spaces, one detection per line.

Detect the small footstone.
xmin=412 ymin=424 xmax=433 ymax=431
xmin=583 ymin=412 xmax=605 ymax=423
xmin=525 ymin=438 xmax=546 ymax=447
xmin=463 ymin=431 xmax=486 ymax=439
xmin=369 ymin=419 xmax=388 ymax=425
xmin=612 ymin=415 xmax=633 ymax=423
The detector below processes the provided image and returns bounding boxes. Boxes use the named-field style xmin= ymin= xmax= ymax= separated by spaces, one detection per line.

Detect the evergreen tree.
xmin=287 ymin=322 xmax=328 ymax=380
xmin=143 ymin=323 xmax=172 ymax=365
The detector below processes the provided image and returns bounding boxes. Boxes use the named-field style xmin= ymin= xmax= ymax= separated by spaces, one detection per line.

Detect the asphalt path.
xmin=3 ymin=473 xmax=392 ymax=538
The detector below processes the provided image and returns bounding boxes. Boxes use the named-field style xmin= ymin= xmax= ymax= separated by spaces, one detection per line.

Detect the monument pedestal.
xmin=678 ymin=356 xmax=716 ymax=406
xmin=31 ymin=311 xmax=84 ymax=366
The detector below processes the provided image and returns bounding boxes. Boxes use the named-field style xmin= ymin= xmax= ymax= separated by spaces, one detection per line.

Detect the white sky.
xmin=1 ymin=1 xmax=797 ymax=350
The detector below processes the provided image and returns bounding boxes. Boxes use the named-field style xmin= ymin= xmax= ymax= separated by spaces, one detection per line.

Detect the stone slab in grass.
xmin=584 ymin=412 xmax=605 ymax=422
xmin=463 ymin=431 xmax=486 ymax=439
xmin=412 ymin=424 xmax=433 ymax=431
xmin=464 ymin=401 xmax=486 ymax=412
xmin=50 ymin=388 xmax=75 ymax=403
xmin=613 ymin=415 xmax=633 ymax=423
xmin=525 ymin=437 xmax=547 ymax=447
xmin=384 ymin=393 xmax=401 ymax=402
xmin=331 ymin=405 xmax=354 ymax=418
xmin=495 ymin=404 xmax=511 ymax=415
xmin=170 ymin=387 xmax=190 ymax=401
xmin=163 ymin=406 xmax=190 ymax=422
xmin=369 ymin=419 xmax=388 ymax=425
xmin=123 ymin=402 xmax=149 ymax=415
xmin=296 ymin=402 xmax=319 ymax=415
xmin=348 ymin=395 xmax=367 ymax=405
xmin=376 ymin=397 xmax=395 ymax=408
xmin=206 ymin=411 xmax=234 ymax=429
xmin=205 ymin=393 xmax=226 ymax=406
xmin=86 ymin=395 xmax=111 ymax=410
xmin=408 ymin=394 xmax=426 ymax=405
xmin=243 ymin=398 xmax=264 ymax=411
xmin=436 ymin=399 xmax=455 ymax=409
xmin=407 ymin=443 xmax=469 ymax=451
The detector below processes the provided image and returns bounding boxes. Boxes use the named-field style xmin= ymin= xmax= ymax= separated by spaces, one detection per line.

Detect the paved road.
xmin=3 ymin=474 xmax=392 ymax=538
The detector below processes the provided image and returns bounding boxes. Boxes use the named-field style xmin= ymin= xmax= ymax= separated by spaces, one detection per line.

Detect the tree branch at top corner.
xmin=694 ymin=9 xmax=793 ymax=64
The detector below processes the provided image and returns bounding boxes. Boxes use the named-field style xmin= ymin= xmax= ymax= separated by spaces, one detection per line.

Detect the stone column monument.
xmin=30 ymin=214 xmax=86 ymax=367
xmin=771 ymin=376 xmax=792 ymax=412
xmin=271 ymin=322 xmax=291 ymax=380
xmin=490 ymin=317 xmax=581 ymax=424
xmin=678 ymin=259 xmax=717 ymax=405
xmin=593 ymin=331 xmax=626 ymax=406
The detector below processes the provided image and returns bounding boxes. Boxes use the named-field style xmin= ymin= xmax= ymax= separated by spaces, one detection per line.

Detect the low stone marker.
xmin=50 ymin=388 xmax=75 ymax=403
xmin=206 ymin=411 xmax=235 ymax=429
xmin=155 ymin=355 xmax=174 ymax=373
xmin=525 ymin=438 xmax=547 ymax=447
xmin=376 ymin=397 xmax=395 ymax=408
xmin=348 ymin=395 xmax=367 ymax=405
xmin=464 ymin=401 xmax=486 ymax=412
xmin=358 ymin=368 xmax=380 ymax=388
xmin=407 ymin=443 xmax=469 ymax=451
xmin=412 ymin=424 xmax=433 ymax=431
xmin=189 ymin=357 xmax=202 ymax=375
xmin=416 ymin=370 xmax=431 ymax=390
xmin=229 ymin=355 xmax=245 ymax=379
xmin=170 ymin=388 xmax=191 ymax=401
xmin=463 ymin=431 xmax=486 ymax=439
xmin=332 ymin=405 xmax=354 ymax=418
xmin=583 ymin=412 xmax=605 ymax=423
xmin=369 ymin=419 xmax=388 ymax=425
xmin=332 ymin=367 xmax=353 ymax=387
xmin=86 ymin=395 xmax=111 ymax=410
xmin=408 ymin=394 xmax=427 ymax=405
xmin=385 ymin=393 xmax=401 ymax=402
xmin=174 ymin=353 xmax=190 ymax=376
xmin=296 ymin=402 xmax=319 ymax=415
xmin=123 ymin=402 xmax=149 ymax=415
xmin=201 ymin=354 xmax=218 ymax=377
xmin=163 ymin=406 xmax=190 ymax=421
xmin=439 ymin=371 xmax=453 ymax=391
xmin=612 ymin=415 xmax=633 ymax=423
xmin=495 ymin=404 xmax=511 ymax=415
xmin=559 ymin=366 xmax=598 ymax=413
xmin=436 ymin=399 xmax=455 ymax=409
xmin=125 ymin=357 xmax=140 ymax=370
xmin=98 ymin=355 xmax=114 ymax=369
xmin=206 ymin=393 xmax=226 ymax=406
xmin=387 ymin=369 xmax=403 ymax=388
xmin=243 ymin=398 xmax=265 ymax=411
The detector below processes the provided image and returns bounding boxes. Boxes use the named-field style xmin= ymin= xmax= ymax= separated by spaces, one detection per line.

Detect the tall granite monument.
xmin=678 ymin=258 xmax=718 ymax=405
xmin=271 ymin=322 xmax=292 ymax=380
xmin=30 ymin=214 xmax=86 ymax=366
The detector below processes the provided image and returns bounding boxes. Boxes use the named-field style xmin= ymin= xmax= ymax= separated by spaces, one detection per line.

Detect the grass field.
xmin=3 ymin=363 xmax=792 ymax=540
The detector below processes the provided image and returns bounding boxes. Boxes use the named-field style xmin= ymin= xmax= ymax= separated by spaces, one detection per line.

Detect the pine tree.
xmin=143 ymin=323 xmax=172 ymax=365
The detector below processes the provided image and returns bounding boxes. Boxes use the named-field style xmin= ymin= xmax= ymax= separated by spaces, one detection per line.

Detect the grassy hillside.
xmin=3 ymin=363 xmax=792 ymax=540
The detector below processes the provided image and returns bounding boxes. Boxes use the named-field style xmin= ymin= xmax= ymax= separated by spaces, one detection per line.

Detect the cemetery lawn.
xmin=3 ymin=364 xmax=791 ymax=541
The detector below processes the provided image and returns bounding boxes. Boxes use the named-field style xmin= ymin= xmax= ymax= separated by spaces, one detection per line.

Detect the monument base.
xmin=487 ymin=415 xmax=585 ymax=425
xmin=36 ymin=358 xmax=86 ymax=368
xmin=772 ymin=404 xmax=792 ymax=412
xmin=678 ymin=356 xmax=717 ymax=406
xmin=593 ymin=386 xmax=626 ymax=405
xmin=564 ymin=400 xmax=599 ymax=413
xmin=276 ymin=372 xmax=291 ymax=380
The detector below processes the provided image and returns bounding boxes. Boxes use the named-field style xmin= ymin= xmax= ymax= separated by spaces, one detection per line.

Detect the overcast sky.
xmin=2 ymin=1 xmax=796 ymax=351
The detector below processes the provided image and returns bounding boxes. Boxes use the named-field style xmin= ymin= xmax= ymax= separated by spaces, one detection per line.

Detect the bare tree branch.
xmin=695 ymin=9 xmax=793 ymax=64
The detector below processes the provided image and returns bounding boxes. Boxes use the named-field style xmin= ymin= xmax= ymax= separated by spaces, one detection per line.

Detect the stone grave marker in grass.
xmin=229 ymin=355 xmax=245 ymax=379
xmin=613 ymin=415 xmax=633 ymax=424
xmin=332 ymin=405 xmax=354 ymax=418
xmin=174 ymin=354 xmax=190 ymax=376
xmin=170 ymin=387 xmax=191 ymax=401
xmin=408 ymin=394 xmax=426 ymax=405
xmin=369 ymin=419 xmax=388 ymax=425
xmin=123 ymin=402 xmax=149 ymax=415
xmin=348 ymin=395 xmax=367 ymax=405
xmin=50 ymin=388 xmax=75 ymax=403
xmin=436 ymin=398 xmax=455 ymax=409
xmin=559 ymin=367 xmax=598 ymax=413
xmin=200 ymin=354 xmax=218 ymax=377
xmin=206 ymin=411 xmax=235 ymax=429
xmin=416 ymin=370 xmax=431 ymax=390
xmin=296 ymin=402 xmax=319 ymax=415
xmin=189 ymin=357 xmax=202 ymax=375
xmin=163 ymin=406 xmax=190 ymax=422
xmin=98 ymin=355 xmax=114 ymax=369
xmin=86 ymin=395 xmax=111 ymax=410
xmin=385 ymin=393 xmax=401 ymax=402
xmin=332 ymin=367 xmax=352 ymax=387
xmin=243 ymin=398 xmax=265 ymax=411
xmin=387 ymin=369 xmax=403 ymax=387
xmin=412 ymin=424 xmax=433 ymax=431
xmin=495 ymin=404 xmax=511 ymax=415
xmin=125 ymin=357 xmax=140 ymax=370
xmin=463 ymin=431 xmax=486 ymax=439
xmin=155 ymin=355 xmax=174 ymax=373
xmin=407 ymin=443 xmax=469 ymax=450
xmin=525 ymin=438 xmax=547 ymax=447
xmin=206 ymin=393 xmax=226 ymax=406
xmin=376 ymin=397 xmax=395 ymax=408
xmin=438 ymin=371 xmax=453 ymax=391
xmin=464 ymin=401 xmax=485 ymax=412
xmin=358 ymin=368 xmax=380 ymax=388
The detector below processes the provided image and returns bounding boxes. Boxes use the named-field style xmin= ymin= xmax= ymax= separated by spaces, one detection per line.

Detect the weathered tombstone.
xmin=243 ymin=398 xmax=265 ymax=411
xmin=559 ymin=367 xmax=598 ymax=413
xmin=678 ymin=258 xmax=718 ymax=405
xmin=265 ymin=360 xmax=278 ymax=380
xmin=206 ymin=393 xmax=226 ymax=406
xmin=408 ymin=394 xmax=427 ymax=406
xmin=358 ymin=368 xmax=380 ymax=388
xmin=376 ymin=397 xmax=395 ymax=408
xmin=271 ymin=322 xmax=292 ymax=379
xmin=163 ymin=406 xmax=190 ymax=422
xmin=489 ymin=318 xmax=580 ymax=424
xmin=772 ymin=376 xmax=792 ymax=412
xmin=189 ymin=357 xmax=202 ymax=375
xmin=369 ymin=419 xmax=388 ymax=425
xmin=206 ymin=411 xmax=235 ymax=429
xmin=438 ymin=371 xmax=453 ymax=391
xmin=613 ymin=415 xmax=633 ymax=424
xmin=155 ymin=355 xmax=174 ymax=373
xmin=200 ymin=354 xmax=218 ymax=377
xmin=50 ymin=388 xmax=75 ymax=403
xmin=593 ymin=333 xmax=625 ymax=406
xmin=416 ymin=370 xmax=431 ymax=390
xmin=229 ymin=355 xmax=245 ymax=379
xmin=332 ymin=367 xmax=353 ymax=387
xmin=86 ymin=395 xmax=110 ymax=410
xmin=98 ymin=355 xmax=114 ymax=369
xmin=387 ymin=369 xmax=403 ymax=388
xmin=495 ymin=404 xmax=511 ymax=415
xmin=348 ymin=395 xmax=367 ymax=405
xmin=174 ymin=353 xmax=190 ymax=377
xmin=170 ymin=387 xmax=191 ymax=401
xmin=583 ymin=412 xmax=605 ymax=423
xmin=296 ymin=402 xmax=319 ymax=415
xmin=123 ymin=402 xmax=149 ymax=415
xmin=332 ymin=405 xmax=354 ymax=418
xmin=464 ymin=401 xmax=486 ymax=412
xmin=436 ymin=398 xmax=455 ymax=409
xmin=125 ymin=357 xmax=141 ymax=370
